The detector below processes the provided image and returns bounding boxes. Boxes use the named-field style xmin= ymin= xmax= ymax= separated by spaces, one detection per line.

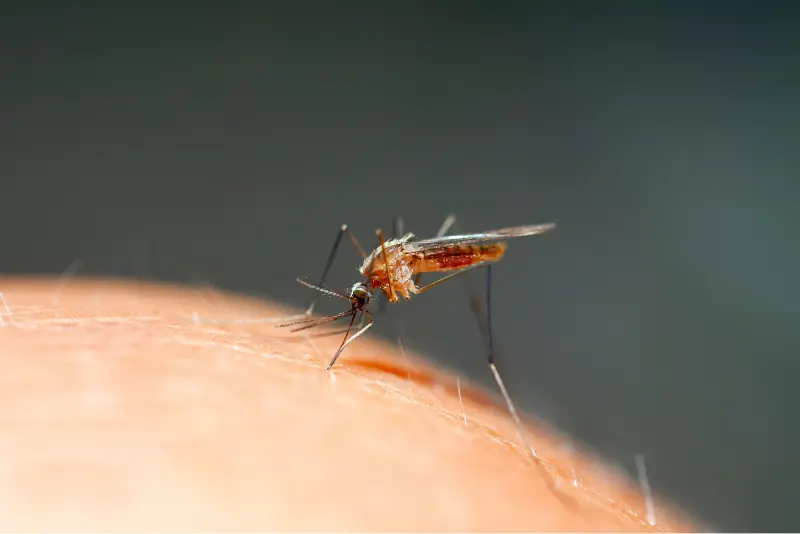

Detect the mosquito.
xmin=275 ymin=215 xmax=555 ymax=457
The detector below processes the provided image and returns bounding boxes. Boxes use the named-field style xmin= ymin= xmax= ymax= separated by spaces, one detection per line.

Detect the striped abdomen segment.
xmin=414 ymin=243 xmax=506 ymax=273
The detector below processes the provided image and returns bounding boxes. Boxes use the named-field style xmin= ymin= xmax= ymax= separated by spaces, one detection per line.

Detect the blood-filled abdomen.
xmin=414 ymin=243 xmax=506 ymax=273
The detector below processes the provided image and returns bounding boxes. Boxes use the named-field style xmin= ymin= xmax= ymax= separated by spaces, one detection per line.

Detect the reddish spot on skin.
xmin=343 ymin=356 xmax=497 ymax=407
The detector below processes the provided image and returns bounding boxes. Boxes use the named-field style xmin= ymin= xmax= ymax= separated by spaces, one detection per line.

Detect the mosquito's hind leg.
xmin=413 ymin=260 xmax=542 ymax=461
xmin=469 ymin=264 xmax=541 ymax=461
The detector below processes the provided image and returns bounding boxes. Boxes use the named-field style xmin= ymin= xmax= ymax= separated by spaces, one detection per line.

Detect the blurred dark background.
xmin=1 ymin=2 xmax=798 ymax=530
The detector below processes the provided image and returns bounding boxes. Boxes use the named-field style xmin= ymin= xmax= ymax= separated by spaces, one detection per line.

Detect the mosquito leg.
xmin=378 ymin=213 xmax=457 ymax=312
xmin=376 ymin=229 xmax=396 ymax=302
xmin=326 ymin=311 xmax=358 ymax=368
xmin=474 ymin=264 xmax=539 ymax=459
xmin=415 ymin=260 xmax=539 ymax=458
xmin=327 ymin=310 xmax=375 ymax=369
xmin=302 ymin=224 xmax=367 ymax=314
xmin=266 ymin=223 xmax=365 ymax=326
xmin=436 ymin=213 xmax=458 ymax=238
xmin=412 ymin=260 xmax=489 ymax=295
xmin=377 ymin=216 xmax=407 ymax=313
xmin=392 ymin=216 xmax=405 ymax=239
xmin=343 ymin=226 xmax=368 ymax=260
xmin=276 ymin=307 xmax=356 ymax=331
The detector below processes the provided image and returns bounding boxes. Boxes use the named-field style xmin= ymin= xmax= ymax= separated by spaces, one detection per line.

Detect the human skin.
xmin=0 ymin=277 xmax=699 ymax=531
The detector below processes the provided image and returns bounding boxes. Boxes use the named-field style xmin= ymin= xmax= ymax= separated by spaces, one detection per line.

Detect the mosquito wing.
xmin=403 ymin=223 xmax=555 ymax=253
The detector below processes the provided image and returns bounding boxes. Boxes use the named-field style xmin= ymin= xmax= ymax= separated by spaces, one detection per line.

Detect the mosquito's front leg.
xmin=194 ymin=224 xmax=368 ymax=327
xmin=304 ymin=224 xmax=367 ymax=315
xmin=327 ymin=310 xmax=375 ymax=369
xmin=376 ymin=228 xmax=396 ymax=302
xmin=375 ymin=216 xmax=408 ymax=313
xmin=266 ymin=224 xmax=368 ymax=326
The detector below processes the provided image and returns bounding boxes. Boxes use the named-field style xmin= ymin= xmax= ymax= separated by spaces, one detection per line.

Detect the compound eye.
xmin=352 ymin=285 xmax=369 ymax=302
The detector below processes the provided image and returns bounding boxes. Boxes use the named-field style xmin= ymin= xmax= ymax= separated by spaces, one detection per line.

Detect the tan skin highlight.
xmin=0 ymin=277 xmax=699 ymax=531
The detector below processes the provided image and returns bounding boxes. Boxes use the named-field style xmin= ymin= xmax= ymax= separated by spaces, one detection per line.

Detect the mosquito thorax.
xmin=350 ymin=282 xmax=371 ymax=306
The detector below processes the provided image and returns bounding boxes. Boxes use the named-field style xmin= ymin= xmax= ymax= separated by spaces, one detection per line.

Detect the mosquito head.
xmin=349 ymin=282 xmax=371 ymax=308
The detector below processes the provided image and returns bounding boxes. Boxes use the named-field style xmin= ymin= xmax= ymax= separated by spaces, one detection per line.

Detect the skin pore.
xmin=0 ymin=277 xmax=698 ymax=531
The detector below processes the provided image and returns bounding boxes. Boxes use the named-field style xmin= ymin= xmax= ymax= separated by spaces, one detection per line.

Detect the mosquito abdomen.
xmin=416 ymin=243 xmax=506 ymax=273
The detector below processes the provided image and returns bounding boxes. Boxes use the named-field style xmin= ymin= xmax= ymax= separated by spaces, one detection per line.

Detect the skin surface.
xmin=0 ymin=277 xmax=699 ymax=531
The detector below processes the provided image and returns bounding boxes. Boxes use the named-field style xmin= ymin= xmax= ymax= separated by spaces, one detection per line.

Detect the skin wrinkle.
xmin=0 ymin=277 xmax=699 ymax=531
